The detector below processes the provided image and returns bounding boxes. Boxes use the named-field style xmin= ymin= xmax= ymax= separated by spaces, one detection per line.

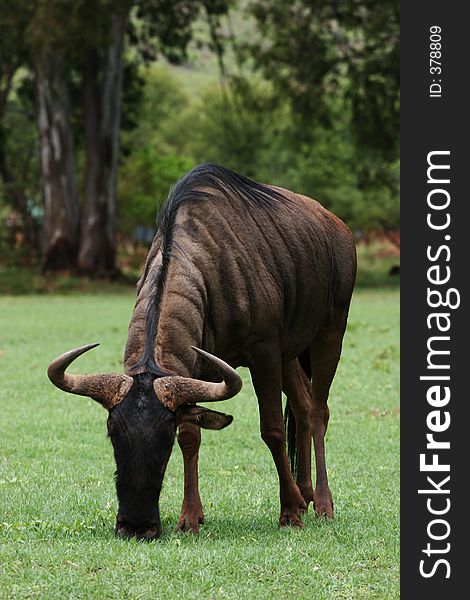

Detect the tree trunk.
xmin=0 ymin=69 xmax=40 ymax=255
xmin=0 ymin=144 xmax=40 ymax=255
xmin=78 ymin=8 xmax=128 ymax=277
xmin=36 ymin=52 xmax=80 ymax=271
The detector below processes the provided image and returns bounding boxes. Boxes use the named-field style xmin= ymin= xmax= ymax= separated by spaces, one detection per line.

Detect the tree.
xmin=77 ymin=0 xmax=232 ymax=275
xmin=35 ymin=50 xmax=81 ymax=270
xmin=0 ymin=1 xmax=40 ymax=253
xmin=25 ymin=1 xmax=83 ymax=270
xmin=1 ymin=0 xmax=232 ymax=273
xmin=77 ymin=1 xmax=132 ymax=276
xmin=242 ymin=0 xmax=399 ymax=233
xmin=51 ymin=0 xmax=232 ymax=275
xmin=248 ymin=0 xmax=399 ymax=160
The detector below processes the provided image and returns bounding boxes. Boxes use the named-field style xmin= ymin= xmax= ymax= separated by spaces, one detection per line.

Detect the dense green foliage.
xmin=247 ymin=1 xmax=399 ymax=158
xmin=0 ymin=1 xmax=399 ymax=269
xmin=0 ymin=0 xmax=232 ymax=270
xmin=0 ymin=288 xmax=399 ymax=598
xmin=117 ymin=66 xmax=399 ymax=234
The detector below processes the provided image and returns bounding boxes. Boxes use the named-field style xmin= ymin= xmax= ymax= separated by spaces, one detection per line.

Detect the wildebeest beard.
xmin=107 ymin=373 xmax=176 ymax=540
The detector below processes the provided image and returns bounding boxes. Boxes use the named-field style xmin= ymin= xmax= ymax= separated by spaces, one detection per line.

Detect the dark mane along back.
xmin=157 ymin=162 xmax=288 ymax=233
xmin=132 ymin=163 xmax=291 ymax=376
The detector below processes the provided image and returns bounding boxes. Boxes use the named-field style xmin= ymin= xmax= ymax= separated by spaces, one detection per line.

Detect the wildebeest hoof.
xmin=176 ymin=511 xmax=204 ymax=534
xmin=279 ymin=509 xmax=304 ymax=528
xmin=313 ymin=488 xmax=334 ymax=519
xmin=279 ymin=499 xmax=306 ymax=528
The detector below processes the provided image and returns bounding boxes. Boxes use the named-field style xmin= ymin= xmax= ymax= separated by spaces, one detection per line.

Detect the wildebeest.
xmin=48 ymin=164 xmax=356 ymax=540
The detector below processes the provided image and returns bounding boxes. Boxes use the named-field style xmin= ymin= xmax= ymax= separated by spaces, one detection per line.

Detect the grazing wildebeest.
xmin=48 ymin=164 xmax=356 ymax=540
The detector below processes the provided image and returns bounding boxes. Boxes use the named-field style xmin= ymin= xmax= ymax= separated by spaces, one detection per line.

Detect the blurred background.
xmin=0 ymin=6 xmax=400 ymax=593
xmin=0 ymin=0 xmax=399 ymax=293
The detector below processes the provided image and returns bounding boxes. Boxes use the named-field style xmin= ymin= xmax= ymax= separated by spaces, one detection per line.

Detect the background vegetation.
xmin=0 ymin=0 xmax=399 ymax=281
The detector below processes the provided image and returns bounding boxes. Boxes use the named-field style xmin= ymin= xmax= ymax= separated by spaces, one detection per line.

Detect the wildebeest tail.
xmin=284 ymin=350 xmax=311 ymax=478
xmin=284 ymin=399 xmax=297 ymax=478
xmin=298 ymin=350 xmax=311 ymax=380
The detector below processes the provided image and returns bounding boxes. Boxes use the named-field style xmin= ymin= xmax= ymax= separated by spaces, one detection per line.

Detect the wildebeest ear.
xmin=177 ymin=405 xmax=233 ymax=430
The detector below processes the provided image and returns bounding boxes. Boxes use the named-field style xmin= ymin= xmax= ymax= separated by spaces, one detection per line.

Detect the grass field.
xmin=0 ymin=288 xmax=399 ymax=599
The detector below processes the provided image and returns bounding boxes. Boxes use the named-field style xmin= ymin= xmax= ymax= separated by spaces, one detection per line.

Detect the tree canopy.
xmin=0 ymin=0 xmax=399 ymax=274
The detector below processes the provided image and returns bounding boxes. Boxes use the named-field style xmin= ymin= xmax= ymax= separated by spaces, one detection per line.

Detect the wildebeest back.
xmin=124 ymin=165 xmax=356 ymax=379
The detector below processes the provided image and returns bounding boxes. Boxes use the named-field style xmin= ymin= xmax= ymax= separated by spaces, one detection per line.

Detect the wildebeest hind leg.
xmin=176 ymin=422 xmax=204 ymax=533
xmin=309 ymin=313 xmax=349 ymax=518
xmin=282 ymin=359 xmax=315 ymax=508
xmin=251 ymin=366 xmax=307 ymax=528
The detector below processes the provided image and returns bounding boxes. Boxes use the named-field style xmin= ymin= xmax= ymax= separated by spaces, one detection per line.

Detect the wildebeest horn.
xmin=47 ymin=343 xmax=134 ymax=410
xmin=153 ymin=347 xmax=242 ymax=411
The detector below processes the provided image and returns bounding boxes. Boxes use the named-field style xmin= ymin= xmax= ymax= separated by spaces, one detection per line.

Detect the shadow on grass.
xmin=157 ymin=509 xmax=337 ymax=545
xmin=1 ymin=508 xmax=337 ymax=547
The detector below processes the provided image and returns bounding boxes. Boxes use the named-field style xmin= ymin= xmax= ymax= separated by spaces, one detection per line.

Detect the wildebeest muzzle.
xmin=115 ymin=514 xmax=161 ymax=541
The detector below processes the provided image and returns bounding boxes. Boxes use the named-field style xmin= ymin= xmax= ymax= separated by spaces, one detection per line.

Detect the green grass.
xmin=0 ymin=265 xmax=138 ymax=296
xmin=0 ymin=288 xmax=399 ymax=599
xmin=355 ymin=241 xmax=400 ymax=289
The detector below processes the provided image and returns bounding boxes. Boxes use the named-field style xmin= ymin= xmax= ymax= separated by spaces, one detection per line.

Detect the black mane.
xmin=132 ymin=163 xmax=290 ymax=376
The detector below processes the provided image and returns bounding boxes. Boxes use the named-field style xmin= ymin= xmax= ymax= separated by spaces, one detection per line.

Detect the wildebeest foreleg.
xmin=176 ymin=422 xmax=204 ymax=533
xmin=309 ymin=320 xmax=348 ymax=518
xmin=282 ymin=360 xmax=315 ymax=508
xmin=251 ymin=370 xmax=307 ymax=527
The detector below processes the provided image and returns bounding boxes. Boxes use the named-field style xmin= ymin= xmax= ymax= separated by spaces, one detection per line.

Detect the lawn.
xmin=0 ymin=288 xmax=399 ymax=599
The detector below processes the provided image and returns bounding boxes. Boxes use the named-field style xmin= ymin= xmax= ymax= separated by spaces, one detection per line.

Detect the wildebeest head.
xmin=47 ymin=344 xmax=241 ymax=540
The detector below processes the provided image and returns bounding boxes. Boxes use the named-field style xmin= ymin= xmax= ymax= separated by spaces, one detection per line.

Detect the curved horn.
xmin=47 ymin=343 xmax=133 ymax=410
xmin=153 ymin=347 xmax=242 ymax=411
